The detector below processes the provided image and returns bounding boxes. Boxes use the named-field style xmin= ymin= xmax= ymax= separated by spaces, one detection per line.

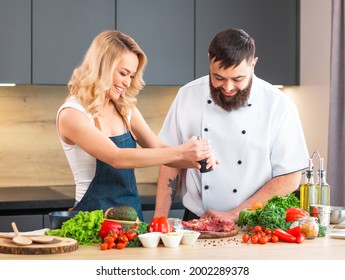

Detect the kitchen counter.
xmin=0 ymin=183 xmax=183 ymax=216
xmin=0 ymin=230 xmax=344 ymax=260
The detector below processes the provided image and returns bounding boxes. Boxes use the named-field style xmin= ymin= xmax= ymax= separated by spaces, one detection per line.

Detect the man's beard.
xmin=210 ymin=76 xmax=252 ymax=112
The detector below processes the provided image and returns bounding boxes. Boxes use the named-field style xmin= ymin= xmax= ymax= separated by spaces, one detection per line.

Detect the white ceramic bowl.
xmin=138 ymin=232 xmax=162 ymax=248
xmin=180 ymin=230 xmax=201 ymax=245
xmin=160 ymin=232 xmax=183 ymax=248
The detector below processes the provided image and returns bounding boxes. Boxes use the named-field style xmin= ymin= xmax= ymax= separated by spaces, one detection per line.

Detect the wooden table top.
xmin=1 ymin=229 xmax=344 ymax=260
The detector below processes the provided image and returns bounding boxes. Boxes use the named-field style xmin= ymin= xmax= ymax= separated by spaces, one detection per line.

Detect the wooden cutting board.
xmin=0 ymin=236 xmax=78 ymax=255
xmin=198 ymin=229 xmax=238 ymax=239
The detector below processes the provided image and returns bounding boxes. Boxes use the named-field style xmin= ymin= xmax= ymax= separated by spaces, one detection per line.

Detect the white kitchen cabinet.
xmin=117 ymin=0 xmax=194 ymax=86
xmin=195 ymin=0 xmax=299 ymax=85
xmin=32 ymin=0 xmax=115 ymax=85
xmin=0 ymin=0 xmax=31 ymax=84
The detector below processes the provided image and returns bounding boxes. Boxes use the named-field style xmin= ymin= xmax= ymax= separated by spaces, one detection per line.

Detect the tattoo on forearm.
xmin=168 ymin=175 xmax=179 ymax=202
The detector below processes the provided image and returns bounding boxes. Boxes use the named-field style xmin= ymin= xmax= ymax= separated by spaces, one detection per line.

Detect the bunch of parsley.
xmin=237 ymin=193 xmax=300 ymax=231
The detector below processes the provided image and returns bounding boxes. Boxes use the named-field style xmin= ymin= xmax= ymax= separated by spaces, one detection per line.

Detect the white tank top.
xmin=56 ymin=98 xmax=96 ymax=203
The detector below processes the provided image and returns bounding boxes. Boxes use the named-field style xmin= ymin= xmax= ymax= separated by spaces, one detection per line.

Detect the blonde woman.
xmin=56 ymin=30 xmax=215 ymax=221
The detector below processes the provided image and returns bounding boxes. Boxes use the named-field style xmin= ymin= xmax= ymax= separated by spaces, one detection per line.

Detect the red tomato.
xmin=99 ymin=220 xmax=123 ymax=240
xmin=103 ymin=235 xmax=115 ymax=244
xmin=116 ymin=242 xmax=126 ymax=249
xmin=126 ymin=230 xmax=137 ymax=241
xmin=118 ymin=235 xmax=128 ymax=244
xmin=251 ymin=235 xmax=258 ymax=244
xmin=107 ymin=242 xmax=115 ymax=249
xmin=259 ymin=236 xmax=269 ymax=244
xmin=242 ymin=233 xmax=250 ymax=243
xmin=254 ymin=226 xmax=262 ymax=233
xmin=100 ymin=242 xmax=108 ymax=250
xmin=271 ymin=235 xmax=279 ymax=243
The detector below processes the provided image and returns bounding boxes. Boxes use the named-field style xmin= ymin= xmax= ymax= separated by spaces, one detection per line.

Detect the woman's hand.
xmin=180 ymin=136 xmax=212 ymax=162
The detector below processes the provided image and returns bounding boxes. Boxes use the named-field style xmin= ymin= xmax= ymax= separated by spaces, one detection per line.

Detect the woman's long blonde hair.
xmin=67 ymin=30 xmax=147 ymax=116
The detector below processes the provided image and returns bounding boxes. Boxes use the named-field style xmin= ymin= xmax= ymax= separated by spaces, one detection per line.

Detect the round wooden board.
xmin=0 ymin=236 xmax=78 ymax=255
xmin=198 ymin=229 xmax=238 ymax=239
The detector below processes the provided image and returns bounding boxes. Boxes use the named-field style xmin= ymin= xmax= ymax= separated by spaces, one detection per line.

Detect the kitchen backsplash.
xmin=0 ymin=85 xmax=178 ymax=188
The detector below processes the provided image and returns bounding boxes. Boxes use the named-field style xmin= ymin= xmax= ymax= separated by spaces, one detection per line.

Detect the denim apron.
xmin=73 ymin=116 xmax=144 ymax=221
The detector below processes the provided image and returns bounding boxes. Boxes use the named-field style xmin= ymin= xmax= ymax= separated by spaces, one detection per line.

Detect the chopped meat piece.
xmin=182 ymin=217 xmax=235 ymax=232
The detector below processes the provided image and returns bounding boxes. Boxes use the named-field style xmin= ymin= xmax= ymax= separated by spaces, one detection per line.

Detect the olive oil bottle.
xmin=317 ymin=158 xmax=330 ymax=206
xmin=300 ymin=159 xmax=314 ymax=212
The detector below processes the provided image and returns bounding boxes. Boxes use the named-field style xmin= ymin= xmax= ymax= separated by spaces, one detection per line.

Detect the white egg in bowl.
xmin=160 ymin=232 xmax=183 ymax=248
xmin=179 ymin=230 xmax=201 ymax=245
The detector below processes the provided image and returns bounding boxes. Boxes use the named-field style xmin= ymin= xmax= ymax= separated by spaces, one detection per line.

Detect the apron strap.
xmin=114 ymin=106 xmax=138 ymax=142
xmin=93 ymin=106 xmax=137 ymax=142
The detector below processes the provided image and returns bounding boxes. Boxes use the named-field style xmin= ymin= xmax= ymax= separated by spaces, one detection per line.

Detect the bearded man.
xmin=154 ymin=28 xmax=309 ymax=222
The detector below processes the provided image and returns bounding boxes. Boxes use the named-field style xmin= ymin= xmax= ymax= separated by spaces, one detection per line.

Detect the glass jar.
xmin=310 ymin=204 xmax=331 ymax=229
xmin=292 ymin=217 xmax=319 ymax=239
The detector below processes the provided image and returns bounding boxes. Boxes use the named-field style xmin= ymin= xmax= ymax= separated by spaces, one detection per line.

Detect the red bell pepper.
xmin=273 ymin=228 xmax=296 ymax=243
xmin=285 ymin=226 xmax=302 ymax=237
xmin=99 ymin=220 xmax=123 ymax=239
xmin=285 ymin=208 xmax=309 ymax=222
xmin=149 ymin=216 xmax=172 ymax=233
xmin=295 ymin=232 xmax=306 ymax=244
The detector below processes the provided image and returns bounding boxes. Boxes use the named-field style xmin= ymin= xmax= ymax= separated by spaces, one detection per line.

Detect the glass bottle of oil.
xmin=317 ymin=159 xmax=330 ymax=206
xmin=300 ymin=159 xmax=314 ymax=212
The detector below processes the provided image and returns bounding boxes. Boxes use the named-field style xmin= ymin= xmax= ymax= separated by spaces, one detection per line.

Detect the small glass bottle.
xmin=316 ymin=158 xmax=330 ymax=206
xmin=319 ymin=169 xmax=330 ymax=206
xmin=299 ymin=159 xmax=314 ymax=212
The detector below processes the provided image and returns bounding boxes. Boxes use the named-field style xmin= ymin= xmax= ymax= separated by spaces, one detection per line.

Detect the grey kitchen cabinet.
xmin=117 ymin=0 xmax=194 ymax=86
xmin=195 ymin=0 xmax=299 ymax=86
xmin=0 ymin=215 xmax=43 ymax=232
xmin=32 ymin=0 xmax=115 ymax=85
xmin=0 ymin=0 xmax=31 ymax=84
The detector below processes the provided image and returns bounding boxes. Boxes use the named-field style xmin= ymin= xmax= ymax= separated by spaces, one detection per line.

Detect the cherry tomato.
xmin=118 ymin=235 xmax=128 ymax=244
xmin=100 ymin=242 xmax=108 ymax=250
xmin=111 ymin=232 xmax=118 ymax=240
xmin=104 ymin=235 xmax=115 ymax=244
xmin=242 ymin=233 xmax=250 ymax=243
xmin=258 ymin=236 xmax=269 ymax=244
xmin=254 ymin=226 xmax=262 ymax=233
xmin=271 ymin=235 xmax=279 ymax=243
xmin=116 ymin=242 xmax=126 ymax=249
xmin=251 ymin=235 xmax=258 ymax=244
xmin=264 ymin=228 xmax=272 ymax=235
xmin=126 ymin=231 xmax=137 ymax=241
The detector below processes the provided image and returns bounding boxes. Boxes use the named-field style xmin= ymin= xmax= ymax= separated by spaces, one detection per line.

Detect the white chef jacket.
xmin=159 ymin=75 xmax=309 ymax=216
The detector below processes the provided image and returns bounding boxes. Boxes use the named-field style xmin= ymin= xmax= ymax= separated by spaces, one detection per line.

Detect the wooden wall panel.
xmin=0 ymin=86 xmax=177 ymax=187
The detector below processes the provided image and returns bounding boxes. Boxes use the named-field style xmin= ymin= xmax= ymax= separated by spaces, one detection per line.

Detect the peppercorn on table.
xmin=1 ymin=228 xmax=344 ymax=260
